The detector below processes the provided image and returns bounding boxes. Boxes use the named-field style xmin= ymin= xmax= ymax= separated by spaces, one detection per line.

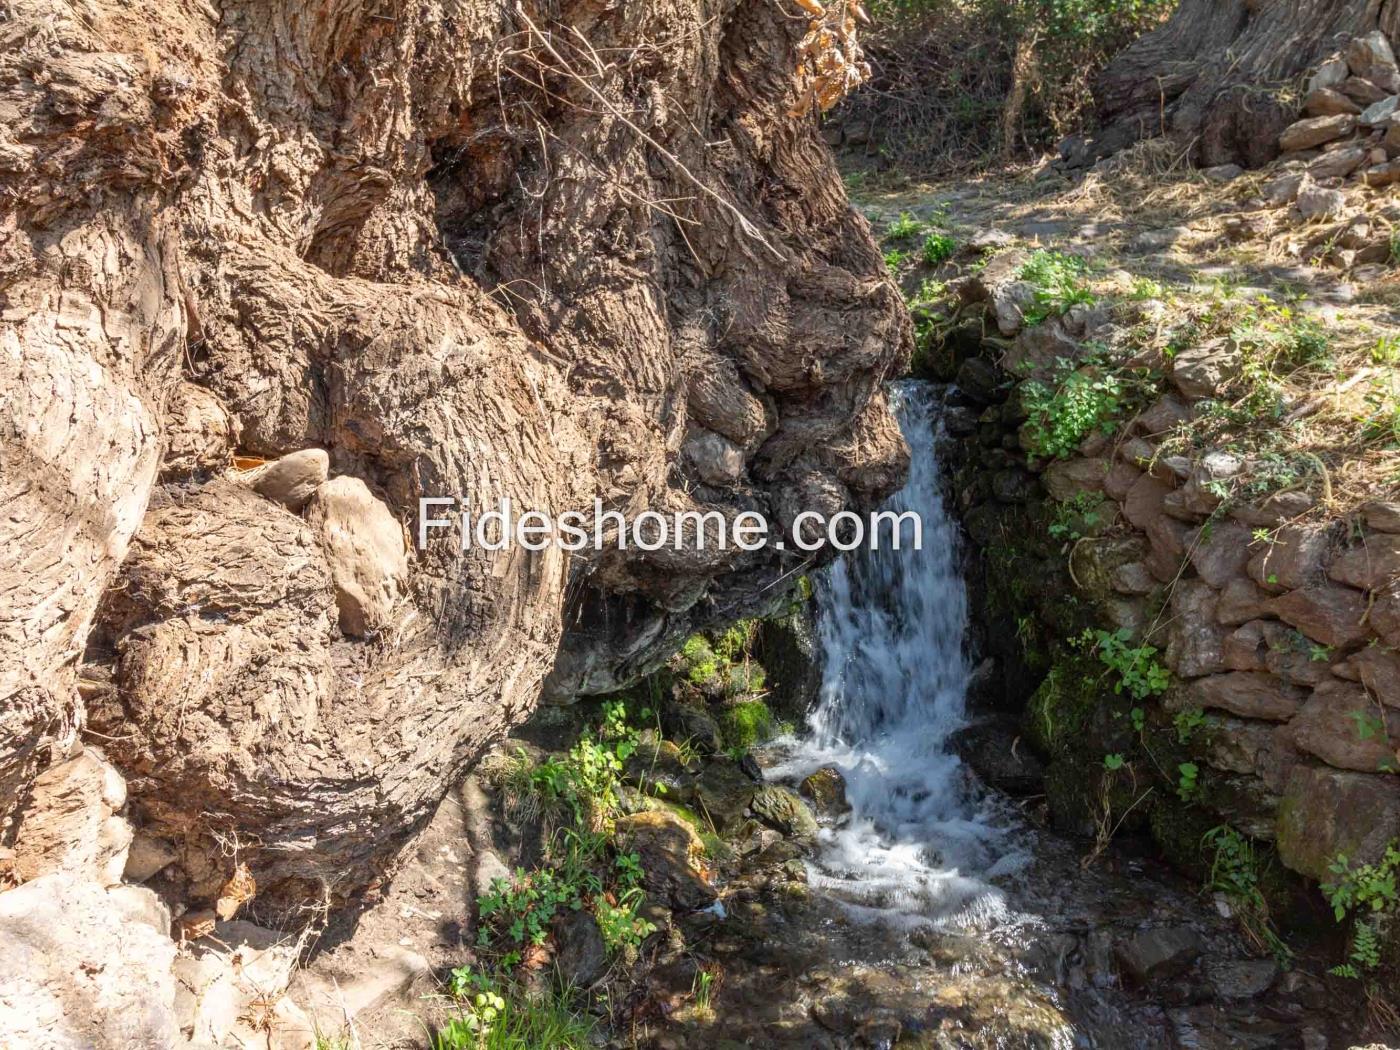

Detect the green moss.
xmin=679 ymin=635 xmax=720 ymax=686
xmin=1149 ymin=800 xmax=1222 ymax=881
xmin=719 ymin=699 xmax=774 ymax=750
xmin=713 ymin=620 xmax=756 ymax=661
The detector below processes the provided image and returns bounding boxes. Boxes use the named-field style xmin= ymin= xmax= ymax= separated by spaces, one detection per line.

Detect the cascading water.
xmin=774 ymin=381 xmax=1026 ymax=926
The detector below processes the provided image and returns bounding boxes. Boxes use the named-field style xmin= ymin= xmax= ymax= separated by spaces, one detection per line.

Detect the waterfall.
xmin=773 ymin=381 xmax=1020 ymax=925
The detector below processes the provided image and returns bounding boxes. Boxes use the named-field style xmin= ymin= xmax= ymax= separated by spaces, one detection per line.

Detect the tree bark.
xmin=1094 ymin=0 xmax=1400 ymax=166
xmin=1 ymin=0 xmax=908 ymax=914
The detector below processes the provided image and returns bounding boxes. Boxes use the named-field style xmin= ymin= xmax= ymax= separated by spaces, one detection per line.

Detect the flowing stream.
xmin=774 ymin=381 xmax=1027 ymax=927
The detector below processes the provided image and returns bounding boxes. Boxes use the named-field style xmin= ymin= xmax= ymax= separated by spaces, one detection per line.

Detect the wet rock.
xmin=1361 ymin=501 xmax=1400 ymax=533
xmin=799 ymin=766 xmax=851 ymax=817
xmin=1277 ymin=764 xmax=1400 ymax=879
xmin=1114 ymin=926 xmax=1203 ymax=984
xmin=1266 ymin=584 xmax=1369 ymax=649
xmin=1296 ymin=185 xmax=1347 ymax=221
xmin=944 ymin=405 xmax=979 ymax=437
xmin=242 ymin=448 xmax=329 ymax=511
xmin=554 ymin=910 xmax=608 ymax=987
xmin=1042 ymin=457 xmax=1109 ymax=501
xmin=305 ymin=475 xmax=408 ymax=637
xmin=953 ymin=357 xmax=1005 ymax=406
xmin=1170 ymin=343 xmax=1241 ymax=399
xmin=614 ymin=810 xmax=716 ymax=911
xmin=1304 ymin=87 xmax=1361 ymax=117
xmin=1289 ymin=680 xmax=1400 ymax=773
xmin=661 ymin=702 xmax=724 ymax=756
xmin=1279 ymin=114 xmax=1356 ymax=152
xmin=1189 ymin=672 xmax=1306 ymax=722
xmin=1203 ymin=957 xmax=1276 ymax=1000
xmin=1329 ymin=533 xmax=1400 ymax=591
xmin=684 ymin=759 xmax=756 ymax=831
xmin=748 ymin=785 xmax=819 ymax=841
xmin=757 ymin=608 xmax=822 ymax=725
xmin=952 ymin=717 xmax=1045 ymax=796
xmin=991 ymin=468 xmax=1037 ymax=503
xmin=1217 ymin=578 xmax=1271 ymax=627
xmin=624 ymin=739 xmax=698 ymax=797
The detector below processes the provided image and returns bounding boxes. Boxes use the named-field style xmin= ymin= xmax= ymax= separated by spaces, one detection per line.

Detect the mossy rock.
xmin=719 ymin=698 xmax=774 ymax=751
xmin=748 ymin=785 xmax=819 ymax=841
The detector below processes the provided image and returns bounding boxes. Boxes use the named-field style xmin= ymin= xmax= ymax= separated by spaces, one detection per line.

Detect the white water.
xmin=772 ymin=382 xmax=1025 ymax=927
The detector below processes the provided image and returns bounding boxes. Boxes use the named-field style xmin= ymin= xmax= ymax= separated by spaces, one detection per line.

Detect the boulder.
xmin=1360 ymin=160 xmax=1400 ymax=187
xmin=1266 ymin=584 xmax=1369 ymax=649
xmin=0 ymin=873 xmax=179 ymax=1048
xmin=1247 ymin=524 xmax=1332 ymax=592
xmin=1278 ymin=114 xmax=1356 ymax=152
xmin=953 ymin=357 xmax=1005 ymax=406
xmin=1259 ymin=620 xmax=1337 ymax=688
xmin=1004 ymin=318 xmax=1083 ymax=380
xmin=748 ymin=785 xmax=819 ymax=841
xmin=304 ymin=476 xmax=409 ymax=638
xmin=1102 ymin=461 xmax=1142 ymax=502
xmin=1360 ymin=95 xmax=1400 ymax=128
xmin=1308 ymin=146 xmax=1369 ymax=180
xmin=1187 ymin=521 xmax=1255 ymax=588
xmin=1341 ymin=646 xmax=1400 ymax=709
xmin=1329 ymin=534 xmax=1400 ymax=591
xmin=682 ymin=759 xmax=756 ymax=830
xmin=1361 ymin=501 xmax=1400 ymax=533
xmin=1217 ymin=578 xmax=1271 ymax=627
xmin=1043 ymin=457 xmax=1110 ymax=501
xmin=662 ymin=701 xmax=724 ymax=756
xmin=1166 ymin=581 xmax=1228 ymax=678
xmin=1304 ymin=87 xmax=1361 ymax=117
xmin=1276 ymin=763 xmax=1400 ymax=879
xmin=1342 ymin=76 xmax=1390 ymax=106
xmin=1308 ymin=55 xmax=1349 ymax=95
xmin=1372 ymin=582 xmax=1400 ymax=648
xmin=1346 ymin=32 xmax=1400 ymax=93
xmin=799 ymin=766 xmax=851 ymax=817
xmin=951 ymin=717 xmax=1045 ymax=797
xmin=614 ymin=810 xmax=716 ymax=911
xmin=1229 ymin=490 xmax=1314 ymax=528
xmin=1170 ymin=343 xmax=1241 ymax=399
xmin=1189 ymin=672 xmax=1306 ymax=722
xmin=1289 ymin=680 xmax=1400 ymax=773
xmin=11 ymin=749 xmax=129 ymax=886
xmin=1114 ymin=926 xmax=1203 ymax=984
xmin=1295 ymin=185 xmax=1347 ymax=221
xmin=241 ymin=448 xmax=329 ymax=512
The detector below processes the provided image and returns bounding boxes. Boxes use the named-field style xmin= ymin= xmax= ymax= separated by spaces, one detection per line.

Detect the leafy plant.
xmin=1018 ymin=250 xmax=1095 ymax=324
xmin=1048 ymin=491 xmax=1106 ymax=540
xmin=1175 ymin=761 xmax=1199 ymax=801
xmin=885 ymin=212 xmax=925 ymax=241
xmin=1021 ymin=368 xmax=1125 ymax=459
xmin=1324 ymin=843 xmax=1400 ymax=978
xmin=1102 ymin=752 xmax=1125 ymax=771
xmin=884 ymin=248 xmax=911 ymax=270
xmin=1202 ymin=825 xmax=1290 ymax=961
xmin=1079 ymin=627 xmax=1170 ymax=700
xmin=921 ymin=231 xmax=957 ymax=266
xmin=1173 ymin=707 xmax=1208 ymax=744
xmin=435 ymin=970 xmax=593 ymax=1049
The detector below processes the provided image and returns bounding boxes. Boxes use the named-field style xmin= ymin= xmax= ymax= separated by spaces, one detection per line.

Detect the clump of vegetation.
xmin=1021 ymin=368 xmax=1125 ymax=459
xmin=434 ymin=969 xmax=593 ymax=1049
xmin=719 ymin=698 xmax=775 ymax=750
xmin=1048 ymin=491 xmax=1106 ymax=540
xmin=1202 ymin=825 xmax=1290 ymax=962
xmin=921 ymin=231 xmax=957 ymax=266
xmin=1078 ymin=627 xmax=1170 ymax=700
xmin=1324 ymin=842 xmax=1400 ymax=979
xmin=885 ymin=211 xmax=926 ymax=241
xmin=1019 ymin=250 xmax=1096 ymax=324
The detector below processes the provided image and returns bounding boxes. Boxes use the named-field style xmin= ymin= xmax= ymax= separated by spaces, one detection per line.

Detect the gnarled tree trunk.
xmin=0 ymin=0 xmax=908 ymax=915
xmin=1094 ymin=0 xmax=1400 ymax=166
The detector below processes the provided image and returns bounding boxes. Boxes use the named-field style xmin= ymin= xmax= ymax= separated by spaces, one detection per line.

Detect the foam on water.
xmin=770 ymin=381 xmax=1025 ymax=926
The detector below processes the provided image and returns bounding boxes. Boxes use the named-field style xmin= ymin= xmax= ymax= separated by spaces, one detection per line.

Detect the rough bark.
xmin=0 ymin=0 xmax=908 ymax=913
xmin=1094 ymin=0 xmax=1400 ymax=166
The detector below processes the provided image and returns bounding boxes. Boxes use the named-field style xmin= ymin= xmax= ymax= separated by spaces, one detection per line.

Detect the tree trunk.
xmin=1093 ymin=0 xmax=1400 ymax=166
xmin=0 ymin=0 xmax=908 ymax=915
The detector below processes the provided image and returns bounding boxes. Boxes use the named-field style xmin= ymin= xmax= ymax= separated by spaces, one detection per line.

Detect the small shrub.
xmin=1019 ymin=250 xmax=1095 ymax=324
xmin=1021 ymin=367 xmax=1125 ymax=460
xmin=885 ymin=212 xmax=925 ymax=241
xmin=1078 ymin=627 xmax=1170 ymax=700
xmin=1048 ymin=491 xmax=1106 ymax=540
xmin=1324 ymin=842 xmax=1400 ymax=977
xmin=921 ymin=231 xmax=957 ymax=266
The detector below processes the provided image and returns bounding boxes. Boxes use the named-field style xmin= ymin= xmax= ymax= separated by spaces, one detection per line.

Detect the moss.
xmin=713 ymin=620 xmax=756 ymax=661
xmin=719 ymin=699 xmax=774 ymax=750
xmin=679 ymin=635 xmax=720 ymax=686
xmin=1149 ymin=800 xmax=1222 ymax=881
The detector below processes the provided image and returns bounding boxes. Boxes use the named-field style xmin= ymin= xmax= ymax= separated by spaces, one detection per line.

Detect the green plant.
xmin=1173 ymin=707 xmax=1208 ymax=744
xmin=594 ymin=887 xmax=657 ymax=955
xmin=435 ymin=971 xmax=593 ymax=1050
xmin=1103 ymin=752 xmax=1125 ymax=771
xmin=921 ymin=231 xmax=957 ymax=266
xmin=1202 ymin=825 xmax=1290 ymax=961
xmin=1324 ymin=843 xmax=1400 ymax=977
xmin=679 ymin=635 xmax=720 ymax=686
xmin=1021 ymin=366 xmax=1125 ymax=460
xmin=1048 ymin=491 xmax=1106 ymax=540
xmin=1128 ymin=274 xmax=1165 ymax=301
xmin=884 ymin=247 xmax=910 ymax=270
xmin=1018 ymin=250 xmax=1096 ymax=324
xmin=477 ymin=868 xmax=587 ymax=968
xmin=719 ymin=698 xmax=774 ymax=749
xmin=694 ymin=968 xmax=716 ymax=1017
xmin=1175 ymin=761 xmax=1199 ymax=801
xmin=1079 ymin=627 xmax=1170 ymax=700
xmin=885 ymin=212 xmax=925 ymax=241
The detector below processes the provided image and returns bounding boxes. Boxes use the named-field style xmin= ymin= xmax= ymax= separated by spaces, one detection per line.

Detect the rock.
xmin=968 ymin=227 xmax=1016 ymax=252
xmin=1361 ymin=95 xmax=1400 ymax=127
xmin=1266 ymin=584 xmax=1370 ymax=649
xmin=1217 ymin=578 xmax=1271 ymax=626
xmin=304 ymin=476 xmax=408 ymax=637
xmin=1230 ymin=490 xmax=1314 ymax=528
xmin=1199 ymin=717 xmax=1282 ymax=777
xmin=951 ymin=717 xmax=1045 ymax=796
xmin=12 ymin=749 xmax=130 ymax=886
xmin=1347 ymin=32 xmax=1400 ymax=93
xmin=1247 ymin=524 xmax=1332 ymax=591
xmin=1329 ymin=534 xmax=1400 ymax=591
xmin=0 ymin=873 xmax=179 ymax=1048
xmin=241 ymin=448 xmax=329 ymax=511
xmin=1263 ymin=172 xmax=1309 ymax=206
xmin=614 ymin=810 xmax=716 ymax=911
xmin=1102 ymin=461 xmax=1142 ymax=502
xmin=1114 ymin=926 xmax=1203 ymax=984
xmin=748 ymin=785 xmax=819 ymax=841
xmin=1042 ymin=457 xmax=1109 ymax=501
xmin=124 ymin=830 xmax=179 ymax=883
xmin=175 ymin=920 xmax=309 ymax=1049
xmin=660 ymin=702 xmax=723 ymax=755
xmin=1362 ymin=501 xmax=1400 ymax=533
xmin=1188 ymin=521 xmax=1255 ymax=588
xmin=1289 ymin=680 xmax=1400 ymax=773
xmin=624 ymin=739 xmax=697 ymax=797
xmin=1005 ymin=317 xmax=1083 ymax=380
xmin=1373 ymin=581 xmax=1400 ymax=648
xmin=799 ymin=766 xmax=851 ymax=817
xmin=944 ymin=405 xmax=979 ymax=437
xmin=991 ymin=468 xmax=1037 ymax=503
xmin=160 ymin=382 xmax=239 ymax=480
xmin=1279 ymin=114 xmax=1356 ymax=152
xmin=953 ymin=357 xmax=1004 ymax=406
xmin=1189 ymin=672 xmax=1306 ymax=722
xmin=1276 ymin=763 xmax=1400 ymax=879
xmin=1343 ymin=76 xmax=1390 ymax=106
xmin=554 ymin=910 xmax=608 ymax=987
xmin=1360 ymin=160 xmax=1400 ymax=186
xmin=1304 ymin=86 xmax=1361 ymax=117
xmin=1309 ymin=55 xmax=1350 ymax=94
xmin=683 ymin=759 xmax=756 ymax=831
xmin=1170 ymin=343 xmax=1241 ymax=398
xmin=1201 ymin=163 xmax=1243 ymax=183
xmin=1167 ymin=581 xmax=1229 ymax=678
xmin=1295 ymin=185 xmax=1347 ymax=221
xmin=1258 ymin=620 xmax=1336 ymax=687
xmin=1308 ymin=145 xmax=1369 ymax=179
xmin=1342 ymin=645 xmax=1400 ymax=708
xmin=756 ymin=609 xmax=822 ymax=724
xmin=1222 ymin=620 xmax=1268 ymax=672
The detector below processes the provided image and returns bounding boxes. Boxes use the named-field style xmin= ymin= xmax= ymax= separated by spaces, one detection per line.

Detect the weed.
xmin=1103 ymin=752 xmax=1125 ymax=771
xmin=436 ymin=970 xmax=593 ymax=1049
xmin=921 ymin=231 xmax=957 ymax=266
xmin=884 ymin=247 xmax=910 ymax=270
xmin=885 ymin=212 xmax=925 ymax=241
xmin=1202 ymin=825 xmax=1290 ymax=961
xmin=1173 ymin=707 xmax=1208 ymax=744
xmin=1175 ymin=761 xmax=1199 ymax=801
xmin=1325 ymin=842 xmax=1400 ymax=977
xmin=1048 ymin=491 xmax=1107 ymax=540
xmin=1021 ymin=368 xmax=1125 ymax=459
xmin=1018 ymin=250 xmax=1096 ymax=324
xmin=1079 ymin=627 xmax=1170 ymax=700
